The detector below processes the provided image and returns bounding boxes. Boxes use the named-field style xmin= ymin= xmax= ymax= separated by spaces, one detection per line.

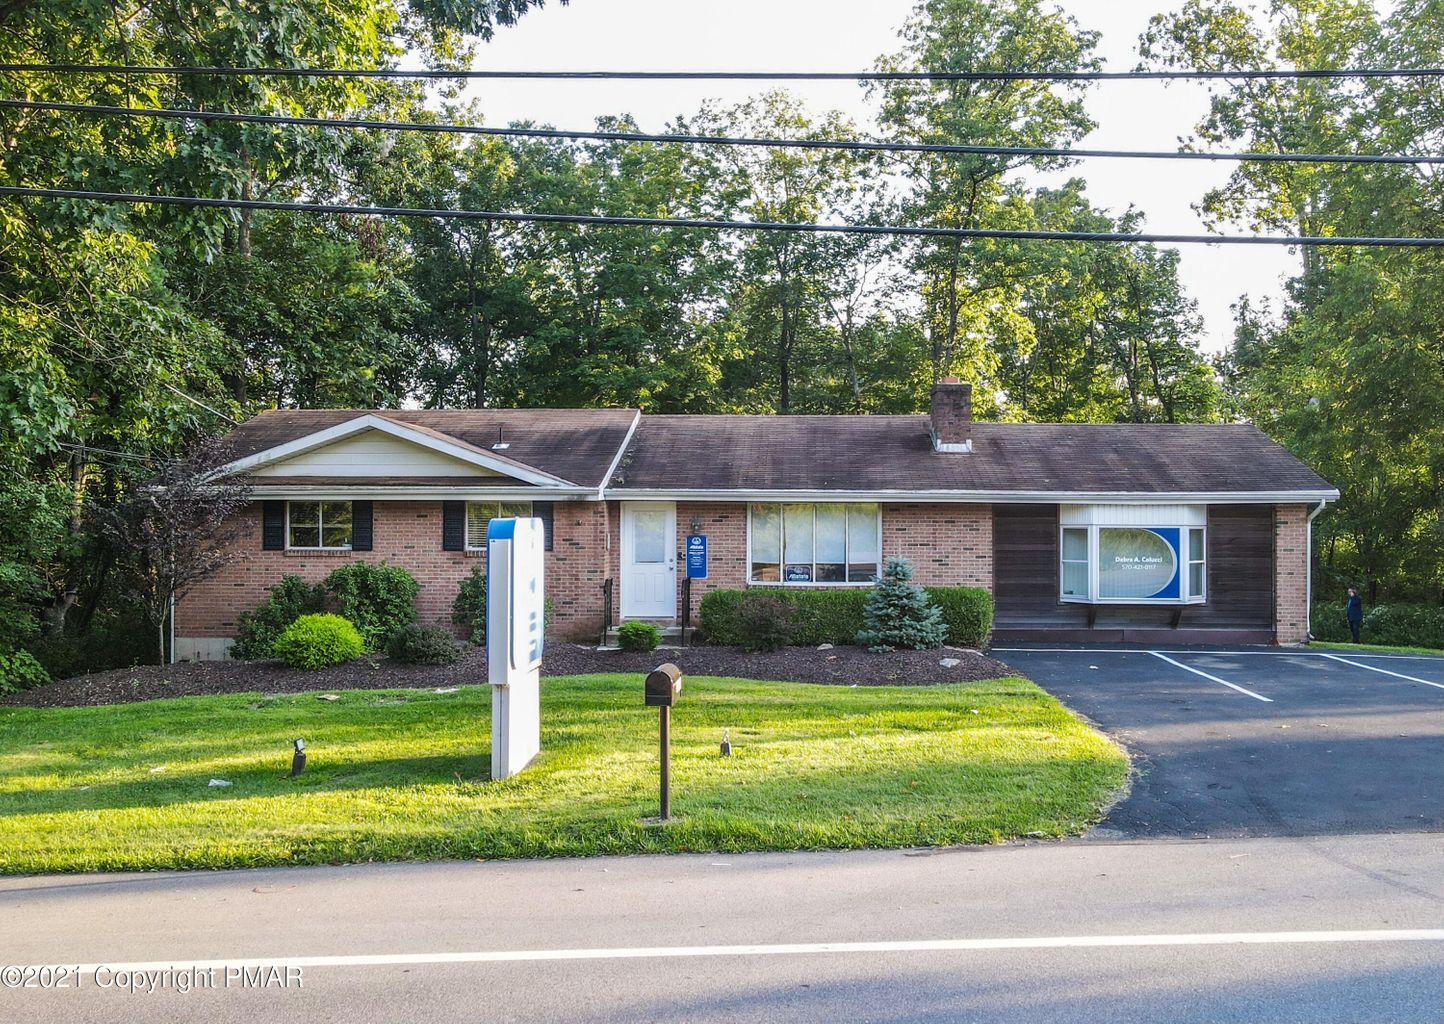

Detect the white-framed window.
xmin=287 ymin=500 xmax=353 ymax=550
xmin=1187 ymin=526 xmax=1206 ymax=601
xmin=465 ymin=500 xmax=534 ymax=551
xmin=1060 ymin=524 xmax=1206 ymax=605
xmin=748 ymin=503 xmax=881 ymax=585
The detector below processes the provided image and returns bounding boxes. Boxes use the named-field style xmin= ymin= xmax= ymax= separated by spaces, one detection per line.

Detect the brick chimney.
xmin=930 ymin=377 xmax=972 ymax=453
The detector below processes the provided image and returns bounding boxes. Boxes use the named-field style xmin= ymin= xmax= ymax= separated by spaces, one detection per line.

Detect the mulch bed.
xmin=3 ymin=643 xmax=1014 ymax=710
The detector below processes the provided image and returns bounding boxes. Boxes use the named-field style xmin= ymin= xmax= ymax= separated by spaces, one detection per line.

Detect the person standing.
xmin=1345 ymin=587 xmax=1364 ymax=644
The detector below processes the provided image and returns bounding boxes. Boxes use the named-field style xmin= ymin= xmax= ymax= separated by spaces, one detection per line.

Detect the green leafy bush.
xmin=856 ymin=558 xmax=948 ymax=653
xmin=0 ymin=649 xmax=50 ymax=695
xmin=1312 ymin=602 xmax=1444 ymax=649
xmin=617 ymin=621 xmax=661 ymax=653
xmin=232 ymin=576 xmax=327 ymax=660
xmin=323 ymin=562 xmax=419 ymax=651
xmin=386 ymin=623 xmax=463 ymax=665
xmin=699 ymin=583 xmax=992 ymax=649
xmin=733 ymin=593 xmax=793 ymax=652
xmin=928 ymin=586 xmax=994 ymax=648
xmin=271 ymin=614 xmax=365 ymax=670
xmin=452 ymin=564 xmax=487 ymax=644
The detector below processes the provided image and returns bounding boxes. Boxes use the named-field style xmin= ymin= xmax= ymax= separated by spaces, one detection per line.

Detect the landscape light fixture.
xmin=290 ymin=738 xmax=307 ymax=778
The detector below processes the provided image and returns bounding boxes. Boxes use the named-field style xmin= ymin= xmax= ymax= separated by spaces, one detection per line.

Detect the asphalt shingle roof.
xmin=608 ymin=416 xmax=1335 ymax=496
xmin=216 ymin=409 xmax=1334 ymax=497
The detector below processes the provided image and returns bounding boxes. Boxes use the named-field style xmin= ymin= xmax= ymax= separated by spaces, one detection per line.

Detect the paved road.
xmin=2 ymin=833 xmax=1442 ymax=1023
xmin=995 ymin=645 xmax=1444 ymax=838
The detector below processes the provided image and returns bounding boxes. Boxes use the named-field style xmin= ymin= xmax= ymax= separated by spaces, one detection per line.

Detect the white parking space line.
xmin=1147 ymin=651 xmax=1273 ymax=702
xmin=34 ymin=929 xmax=1444 ymax=975
xmin=993 ymin=647 xmax=1444 ymax=662
xmin=1320 ymin=653 xmax=1444 ymax=691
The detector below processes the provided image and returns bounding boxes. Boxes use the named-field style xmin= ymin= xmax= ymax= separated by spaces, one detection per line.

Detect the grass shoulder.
xmin=0 ymin=674 xmax=1128 ymax=874
xmin=1307 ymin=640 xmax=1444 ymax=657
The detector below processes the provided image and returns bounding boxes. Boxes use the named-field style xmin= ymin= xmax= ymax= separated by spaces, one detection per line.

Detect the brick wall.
xmin=1274 ymin=502 xmax=1310 ymax=644
xmin=180 ymin=499 xmax=1002 ymax=655
xmin=175 ymin=499 xmax=610 ymax=655
xmin=604 ymin=501 xmax=995 ymax=628
xmin=883 ymin=503 xmax=994 ymax=590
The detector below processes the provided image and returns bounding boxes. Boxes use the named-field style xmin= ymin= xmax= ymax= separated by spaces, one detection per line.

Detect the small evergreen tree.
xmin=856 ymin=558 xmax=947 ymax=653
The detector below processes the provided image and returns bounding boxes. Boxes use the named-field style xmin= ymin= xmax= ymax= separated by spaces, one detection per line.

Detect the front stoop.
xmin=599 ymin=624 xmax=696 ymax=649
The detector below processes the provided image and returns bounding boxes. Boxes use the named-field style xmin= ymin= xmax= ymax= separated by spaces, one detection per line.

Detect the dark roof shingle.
xmin=219 ymin=408 xmax=639 ymax=488
xmin=609 ymin=416 xmax=1334 ymax=496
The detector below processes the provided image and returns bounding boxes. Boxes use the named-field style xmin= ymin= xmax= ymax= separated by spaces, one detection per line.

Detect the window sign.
xmin=1061 ymin=523 xmax=1200 ymax=605
xmin=1098 ymin=527 xmax=1180 ymax=600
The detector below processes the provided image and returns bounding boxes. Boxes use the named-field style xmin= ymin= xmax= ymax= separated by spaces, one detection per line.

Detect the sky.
xmin=458 ymin=0 xmax=1303 ymax=353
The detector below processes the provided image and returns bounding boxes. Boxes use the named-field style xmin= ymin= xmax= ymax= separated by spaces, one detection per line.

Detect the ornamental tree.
xmin=856 ymin=557 xmax=947 ymax=653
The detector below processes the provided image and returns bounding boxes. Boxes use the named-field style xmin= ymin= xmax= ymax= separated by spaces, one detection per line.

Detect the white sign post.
xmin=486 ymin=517 xmax=545 ymax=779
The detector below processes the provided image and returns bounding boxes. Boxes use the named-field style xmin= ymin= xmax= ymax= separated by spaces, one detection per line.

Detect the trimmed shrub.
xmin=928 ymin=586 xmax=994 ymax=648
xmin=733 ymin=593 xmax=793 ymax=652
xmin=323 ymin=562 xmax=419 ymax=651
xmin=617 ymin=621 xmax=661 ymax=653
xmin=232 ymin=576 xmax=326 ymax=660
xmin=698 ymin=583 xmax=992 ymax=649
xmin=856 ymin=558 xmax=948 ymax=653
xmin=387 ymin=623 xmax=463 ymax=665
xmin=451 ymin=567 xmax=553 ymax=648
xmin=452 ymin=564 xmax=487 ymax=644
xmin=0 ymin=649 xmax=50 ymax=695
xmin=271 ymin=614 xmax=365 ymax=670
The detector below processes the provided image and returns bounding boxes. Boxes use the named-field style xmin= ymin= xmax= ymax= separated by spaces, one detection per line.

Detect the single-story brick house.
xmin=176 ymin=381 xmax=1338 ymax=658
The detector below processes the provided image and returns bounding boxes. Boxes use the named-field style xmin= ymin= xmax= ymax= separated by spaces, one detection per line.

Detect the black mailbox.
xmin=645 ymin=663 xmax=683 ymax=707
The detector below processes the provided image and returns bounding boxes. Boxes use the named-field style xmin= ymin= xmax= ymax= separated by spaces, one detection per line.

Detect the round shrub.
xmin=733 ymin=593 xmax=793 ymax=652
xmin=617 ymin=621 xmax=662 ymax=653
xmin=232 ymin=575 xmax=326 ymax=660
xmin=323 ymin=562 xmax=420 ymax=651
xmin=0 ymin=650 xmax=50 ymax=695
xmin=271 ymin=614 xmax=365 ymax=670
xmin=387 ymin=623 xmax=463 ymax=665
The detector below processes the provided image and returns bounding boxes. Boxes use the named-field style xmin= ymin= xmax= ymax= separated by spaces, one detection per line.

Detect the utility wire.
xmin=4 ymin=184 xmax=1442 ymax=247
xmin=5 ymin=99 xmax=1439 ymax=166
xmin=2 ymin=63 xmax=1442 ymax=81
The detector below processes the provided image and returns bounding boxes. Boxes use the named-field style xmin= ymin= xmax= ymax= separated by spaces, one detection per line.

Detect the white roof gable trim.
xmin=214 ymin=414 xmax=576 ymax=488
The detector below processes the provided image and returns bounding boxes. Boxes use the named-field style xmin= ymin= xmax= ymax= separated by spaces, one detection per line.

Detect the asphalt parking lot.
xmin=995 ymin=645 xmax=1444 ymax=839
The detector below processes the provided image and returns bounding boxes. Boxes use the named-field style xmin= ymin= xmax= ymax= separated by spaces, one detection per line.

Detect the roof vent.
xmin=930 ymin=377 xmax=972 ymax=453
xmin=491 ymin=426 xmax=510 ymax=451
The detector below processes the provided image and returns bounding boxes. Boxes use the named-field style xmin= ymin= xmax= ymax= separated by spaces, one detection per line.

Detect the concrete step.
xmin=600 ymin=623 xmax=696 ymax=649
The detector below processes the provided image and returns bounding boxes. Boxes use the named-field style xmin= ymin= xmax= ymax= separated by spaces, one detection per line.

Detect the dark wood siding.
xmin=992 ymin=503 xmax=1275 ymax=642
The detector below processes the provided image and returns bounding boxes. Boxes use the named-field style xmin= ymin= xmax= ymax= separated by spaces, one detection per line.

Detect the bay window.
xmin=287 ymin=501 xmax=353 ymax=550
xmin=1058 ymin=506 xmax=1207 ymax=605
xmin=466 ymin=500 xmax=534 ymax=550
xmin=749 ymin=503 xmax=880 ymax=584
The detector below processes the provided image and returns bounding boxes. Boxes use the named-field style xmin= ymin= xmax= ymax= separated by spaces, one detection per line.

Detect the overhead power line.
xmin=4 ymin=184 xmax=1442 ymax=247
xmin=5 ymin=99 xmax=1439 ymax=167
xmin=1 ymin=63 xmax=1442 ymax=82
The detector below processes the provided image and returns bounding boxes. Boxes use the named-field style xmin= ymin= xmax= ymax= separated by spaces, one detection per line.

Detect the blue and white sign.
xmin=1098 ymin=527 xmax=1181 ymax=601
xmin=486 ymin=517 xmax=546 ymax=779
xmin=685 ymin=534 xmax=708 ymax=579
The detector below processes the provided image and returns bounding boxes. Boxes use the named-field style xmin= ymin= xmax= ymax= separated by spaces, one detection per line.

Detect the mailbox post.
xmin=644 ymin=663 xmax=683 ymax=820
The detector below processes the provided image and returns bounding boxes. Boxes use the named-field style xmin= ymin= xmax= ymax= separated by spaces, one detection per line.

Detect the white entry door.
xmin=620 ymin=501 xmax=677 ymax=619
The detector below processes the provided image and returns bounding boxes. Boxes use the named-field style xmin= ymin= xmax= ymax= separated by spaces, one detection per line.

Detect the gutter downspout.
xmin=1305 ymin=499 xmax=1329 ymax=641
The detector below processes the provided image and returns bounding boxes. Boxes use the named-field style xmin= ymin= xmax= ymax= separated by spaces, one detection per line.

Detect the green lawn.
xmin=0 ymin=675 xmax=1128 ymax=874
xmin=1308 ymin=640 xmax=1444 ymax=656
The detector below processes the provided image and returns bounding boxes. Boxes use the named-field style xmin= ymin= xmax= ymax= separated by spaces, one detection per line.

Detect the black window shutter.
xmin=262 ymin=501 xmax=285 ymax=550
xmin=533 ymin=501 xmax=554 ymax=551
xmin=351 ymin=501 xmax=373 ymax=551
xmin=442 ymin=501 xmax=465 ymax=551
